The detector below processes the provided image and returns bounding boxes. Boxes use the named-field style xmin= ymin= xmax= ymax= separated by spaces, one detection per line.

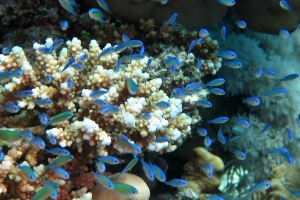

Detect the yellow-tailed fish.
xmin=45 ymin=154 xmax=74 ymax=169
xmin=16 ymin=164 xmax=36 ymax=182
xmin=112 ymin=183 xmax=138 ymax=195
xmin=0 ymin=129 xmax=22 ymax=142
xmin=92 ymin=172 xmax=114 ymax=189
xmin=44 ymin=111 xmax=73 ymax=126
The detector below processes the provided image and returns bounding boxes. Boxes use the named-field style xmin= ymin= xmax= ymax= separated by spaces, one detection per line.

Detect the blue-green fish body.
xmin=243 ymin=182 xmax=271 ymax=194
xmin=279 ymin=29 xmax=290 ymax=38
xmin=152 ymin=137 xmax=168 ymax=143
xmin=115 ymin=135 xmax=135 ymax=153
xmin=165 ymin=179 xmax=187 ymax=188
xmin=236 ymin=119 xmax=250 ymax=128
xmin=98 ymin=47 xmax=114 ymax=58
xmin=264 ymin=88 xmax=287 ymax=97
xmin=218 ymin=0 xmax=235 ymax=6
xmin=279 ymin=73 xmax=299 ymax=83
xmin=89 ymin=8 xmax=105 ymax=27
xmin=162 ymin=13 xmax=178 ymax=29
xmin=279 ymin=0 xmax=291 ymax=10
xmin=92 ymin=99 xmax=108 ymax=107
xmin=99 ymin=105 xmax=119 ymax=116
xmin=155 ymin=101 xmax=171 ymax=109
xmin=62 ymin=57 xmax=75 ymax=72
xmin=90 ymin=89 xmax=108 ymax=100
xmin=95 ymin=160 xmax=106 ymax=173
xmin=97 ymin=156 xmax=119 ymax=165
xmin=199 ymin=29 xmax=210 ymax=38
xmin=43 ymin=179 xmax=58 ymax=199
xmin=15 ymin=90 xmax=33 ymax=98
xmin=124 ymin=40 xmax=143 ymax=48
xmin=262 ymin=67 xmax=276 ymax=78
xmin=58 ymin=0 xmax=78 ymax=15
xmin=71 ymin=63 xmax=83 ymax=71
xmin=149 ymin=162 xmax=166 ymax=182
xmin=92 ymin=172 xmax=114 ymax=189
xmin=46 ymin=155 xmax=74 ymax=169
xmin=140 ymin=158 xmax=155 ymax=181
xmin=193 ymin=100 xmax=212 ymax=108
xmin=45 ymin=111 xmax=73 ymax=126
xmin=127 ymin=78 xmax=138 ymax=95
xmin=12 ymin=69 xmax=22 ymax=78
xmin=45 ymin=148 xmax=70 ymax=156
xmin=97 ymin=0 xmax=111 ymax=13
xmin=164 ymin=57 xmax=182 ymax=69
xmin=2 ymin=103 xmax=19 ymax=113
xmin=205 ymin=195 xmax=224 ymax=200
xmin=209 ymin=88 xmax=225 ymax=95
xmin=242 ymin=97 xmax=261 ymax=106
xmin=0 ymin=71 xmax=13 ymax=82
xmin=31 ymin=186 xmax=51 ymax=200
xmin=205 ymin=78 xmax=225 ymax=87
xmin=52 ymin=167 xmax=69 ymax=179
xmin=0 ymin=129 xmax=22 ymax=142
xmin=123 ymin=54 xmax=145 ymax=61
xmin=234 ymin=150 xmax=246 ymax=160
xmin=16 ymin=164 xmax=36 ymax=182
xmin=221 ymin=26 xmax=226 ymax=40
xmin=21 ymin=130 xmax=33 ymax=142
xmin=217 ymin=51 xmax=236 ymax=59
xmin=116 ymin=157 xmax=139 ymax=180
xmin=208 ymin=117 xmax=229 ymax=124
xmin=141 ymin=112 xmax=151 ymax=120
xmin=113 ymin=183 xmax=138 ymax=195
xmin=198 ymin=128 xmax=208 ymax=136
xmin=236 ymin=20 xmax=247 ymax=29
xmin=34 ymin=99 xmax=52 ymax=107
xmin=224 ymin=61 xmax=242 ymax=69
xmin=217 ymin=127 xmax=226 ymax=144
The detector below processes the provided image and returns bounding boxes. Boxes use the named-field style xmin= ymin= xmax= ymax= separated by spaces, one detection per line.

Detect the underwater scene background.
xmin=0 ymin=0 xmax=299 ymax=199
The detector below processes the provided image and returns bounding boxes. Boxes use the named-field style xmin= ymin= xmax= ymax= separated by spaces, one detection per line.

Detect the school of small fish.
xmin=0 ymin=0 xmax=299 ymax=199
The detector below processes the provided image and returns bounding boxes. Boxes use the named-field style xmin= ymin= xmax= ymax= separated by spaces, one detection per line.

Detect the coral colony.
xmin=0 ymin=0 xmax=300 ymax=199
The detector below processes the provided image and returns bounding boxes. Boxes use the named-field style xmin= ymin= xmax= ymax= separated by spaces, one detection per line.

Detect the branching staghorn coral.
xmin=0 ymin=35 xmax=206 ymax=198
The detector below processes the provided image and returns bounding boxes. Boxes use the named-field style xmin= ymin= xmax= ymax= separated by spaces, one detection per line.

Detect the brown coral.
xmin=182 ymin=147 xmax=224 ymax=197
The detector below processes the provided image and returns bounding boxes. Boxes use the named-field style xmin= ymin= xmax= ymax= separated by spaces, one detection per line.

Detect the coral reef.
xmin=181 ymin=147 xmax=224 ymax=198
xmin=262 ymin=163 xmax=300 ymax=199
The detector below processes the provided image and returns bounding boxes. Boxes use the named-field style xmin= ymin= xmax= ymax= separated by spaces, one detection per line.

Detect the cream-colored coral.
xmin=181 ymin=147 xmax=224 ymax=197
xmin=0 ymin=36 xmax=197 ymax=198
xmin=92 ymin=173 xmax=150 ymax=200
